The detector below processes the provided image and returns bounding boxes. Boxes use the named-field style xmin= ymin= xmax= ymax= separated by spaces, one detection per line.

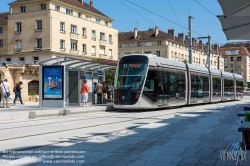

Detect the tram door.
xmin=158 ymin=69 xmax=167 ymax=106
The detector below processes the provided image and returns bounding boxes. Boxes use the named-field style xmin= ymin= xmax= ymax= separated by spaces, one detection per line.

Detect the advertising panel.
xmin=43 ymin=66 xmax=64 ymax=100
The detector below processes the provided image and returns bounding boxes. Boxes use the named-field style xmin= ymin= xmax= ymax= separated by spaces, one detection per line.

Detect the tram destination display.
xmin=43 ymin=66 xmax=64 ymax=100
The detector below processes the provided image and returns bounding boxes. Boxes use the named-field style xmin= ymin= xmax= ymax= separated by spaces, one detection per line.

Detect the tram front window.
xmin=115 ymin=63 xmax=148 ymax=91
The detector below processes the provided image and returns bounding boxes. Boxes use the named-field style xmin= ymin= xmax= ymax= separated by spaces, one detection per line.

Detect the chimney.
xmin=90 ymin=0 xmax=93 ymax=6
xmin=192 ymin=38 xmax=196 ymax=47
xmin=134 ymin=27 xmax=138 ymax=39
xmin=78 ymin=0 xmax=84 ymax=4
xmin=214 ymin=43 xmax=219 ymax=52
xmin=178 ymin=33 xmax=184 ymax=43
xmin=168 ymin=29 xmax=174 ymax=40
xmin=198 ymin=40 xmax=202 ymax=46
xmin=155 ymin=26 xmax=159 ymax=37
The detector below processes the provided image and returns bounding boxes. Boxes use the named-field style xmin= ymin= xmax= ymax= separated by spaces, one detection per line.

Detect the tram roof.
xmin=221 ymin=70 xmax=234 ymax=78
xmin=38 ymin=56 xmax=117 ymax=71
xmin=233 ymin=73 xmax=243 ymax=80
xmin=209 ymin=68 xmax=222 ymax=76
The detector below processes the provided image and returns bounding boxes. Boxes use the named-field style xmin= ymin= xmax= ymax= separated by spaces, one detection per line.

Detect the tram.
xmin=113 ymin=54 xmax=244 ymax=109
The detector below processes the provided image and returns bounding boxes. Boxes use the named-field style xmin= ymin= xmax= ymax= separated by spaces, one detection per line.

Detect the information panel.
xmin=43 ymin=66 xmax=64 ymax=100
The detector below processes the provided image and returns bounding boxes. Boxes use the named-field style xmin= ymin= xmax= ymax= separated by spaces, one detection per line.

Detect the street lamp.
xmin=197 ymin=36 xmax=211 ymax=68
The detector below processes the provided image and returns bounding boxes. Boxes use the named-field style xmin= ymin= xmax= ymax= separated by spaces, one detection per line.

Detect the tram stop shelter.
xmin=38 ymin=57 xmax=117 ymax=108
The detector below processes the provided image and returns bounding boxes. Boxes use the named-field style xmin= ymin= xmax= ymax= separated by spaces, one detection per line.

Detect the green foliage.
xmin=28 ymin=90 xmax=36 ymax=96
xmin=105 ymin=70 xmax=115 ymax=85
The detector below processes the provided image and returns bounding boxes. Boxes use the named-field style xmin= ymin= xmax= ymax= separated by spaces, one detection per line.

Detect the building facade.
xmin=0 ymin=0 xmax=118 ymax=101
xmin=219 ymin=45 xmax=250 ymax=82
xmin=118 ymin=27 xmax=224 ymax=70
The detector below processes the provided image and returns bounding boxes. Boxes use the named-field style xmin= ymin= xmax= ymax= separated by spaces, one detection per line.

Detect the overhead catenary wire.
xmin=168 ymin=0 xmax=185 ymax=33
xmin=193 ymin=0 xmax=216 ymax=16
xmin=118 ymin=0 xmax=157 ymax=28
xmin=125 ymin=0 xmax=220 ymax=44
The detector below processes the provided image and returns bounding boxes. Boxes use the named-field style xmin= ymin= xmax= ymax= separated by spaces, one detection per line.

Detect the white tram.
xmin=113 ymin=54 xmax=244 ymax=109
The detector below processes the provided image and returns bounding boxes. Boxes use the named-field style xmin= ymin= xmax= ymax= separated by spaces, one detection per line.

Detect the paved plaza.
xmin=0 ymin=97 xmax=250 ymax=165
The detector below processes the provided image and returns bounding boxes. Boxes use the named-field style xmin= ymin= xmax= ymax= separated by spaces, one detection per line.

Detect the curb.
xmin=0 ymin=106 xmax=115 ymax=121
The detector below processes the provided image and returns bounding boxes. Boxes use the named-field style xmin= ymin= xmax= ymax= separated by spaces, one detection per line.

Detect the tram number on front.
xmin=129 ymin=64 xmax=141 ymax=68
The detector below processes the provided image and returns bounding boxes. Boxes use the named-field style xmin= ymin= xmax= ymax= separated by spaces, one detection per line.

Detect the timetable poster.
xmin=43 ymin=66 xmax=64 ymax=99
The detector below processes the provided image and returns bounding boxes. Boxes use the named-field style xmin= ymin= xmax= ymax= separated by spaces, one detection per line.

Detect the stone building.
xmin=118 ymin=27 xmax=223 ymax=70
xmin=219 ymin=43 xmax=250 ymax=82
xmin=0 ymin=0 xmax=118 ymax=101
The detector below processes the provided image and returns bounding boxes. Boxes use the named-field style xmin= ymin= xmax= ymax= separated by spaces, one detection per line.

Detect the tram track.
xmin=0 ymin=110 xmax=188 ymax=154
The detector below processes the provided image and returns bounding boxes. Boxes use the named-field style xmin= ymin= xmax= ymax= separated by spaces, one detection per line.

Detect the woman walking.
xmin=81 ymin=80 xmax=89 ymax=106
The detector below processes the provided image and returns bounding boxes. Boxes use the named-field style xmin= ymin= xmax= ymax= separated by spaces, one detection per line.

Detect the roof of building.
xmin=0 ymin=12 xmax=9 ymax=24
xmin=119 ymin=29 xmax=220 ymax=54
xmin=119 ymin=29 xmax=171 ymax=42
xmin=219 ymin=47 xmax=250 ymax=56
xmin=10 ymin=0 xmax=110 ymax=19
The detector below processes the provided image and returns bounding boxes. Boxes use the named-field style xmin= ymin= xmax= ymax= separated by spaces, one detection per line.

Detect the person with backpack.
xmin=13 ymin=81 xmax=24 ymax=105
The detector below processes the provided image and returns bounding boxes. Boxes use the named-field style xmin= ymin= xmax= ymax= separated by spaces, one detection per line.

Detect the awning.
xmin=39 ymin=56 xmax=118 ymax=71
xmin=217 ymin=0 xmax=250 ymax=40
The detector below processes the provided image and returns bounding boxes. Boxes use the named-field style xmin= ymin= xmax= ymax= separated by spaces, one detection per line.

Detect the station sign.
xmin=98 ymin=71 xmax=103 ymax=76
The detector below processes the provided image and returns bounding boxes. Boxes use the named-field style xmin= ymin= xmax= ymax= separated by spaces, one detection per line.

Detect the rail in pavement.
xmin=0 ymin=102 xmax=114 ymax=121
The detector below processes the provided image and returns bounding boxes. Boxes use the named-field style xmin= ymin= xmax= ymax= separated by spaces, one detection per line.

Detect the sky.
xmin=0 ymin=0 xmax=238 ymax=45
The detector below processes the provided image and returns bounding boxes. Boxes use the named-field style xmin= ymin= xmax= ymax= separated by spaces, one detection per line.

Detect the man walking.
xmin=13 ymin=81 xmax=24 ymax=105
xmin=0 ymin=79 xmax=10 ymax=108
xmin=96 ymin=81 xmax=103 ymax=104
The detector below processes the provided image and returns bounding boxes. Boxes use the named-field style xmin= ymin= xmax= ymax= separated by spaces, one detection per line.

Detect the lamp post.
xmin=197 ymin=36 xmax=211 ymax=68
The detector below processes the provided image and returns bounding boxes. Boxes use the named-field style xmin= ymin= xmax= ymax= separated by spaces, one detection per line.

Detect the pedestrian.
xmin=96 ymin=81 xmax=103 ymax=104
xmin=102 ymin=81 xmax=108 ymax=104
xmin=13 ymin=81 xmax=25 ymax=105
xmin=0 ymin=80 xmax=2 ymax=107
xmin=81 ymin=79 xmax=89 ymax=106
xmin=0 ymin=79 xmax=10 ymax=108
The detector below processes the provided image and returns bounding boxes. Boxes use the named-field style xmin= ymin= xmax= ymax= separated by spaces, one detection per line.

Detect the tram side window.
xmin=213 ymin=77 xmax=221 ymax=92
xmin=143 ymin=69 xmax=156 ymax=93
xmin=176 ymin=70 xmax=185 ymax=93
xmin=169 ymin=70 xmax=177 ymax=93
xmin=236 ymin=80 xmax=243 ymax=92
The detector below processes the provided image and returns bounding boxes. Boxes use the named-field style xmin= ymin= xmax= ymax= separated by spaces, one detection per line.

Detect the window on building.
xmin=87 ymin=16 xmax=91 ymax=21
xmin=109 ymin=49 xmax=112 ymax=58
xmin=237 ymin=56 xmax=242 ymax=61
xmin=15 ymin=40 xmax=22 ymax=51
xmin=156 ymin=51 xmax=160 ymax=57
xmin=35 ymin=38 xmax=42 ymax=49
xmin=171 ymin=51 xmax=173 ymax=58
xmin=203 ymin=59 xmax=205 ymax=64
xmin=40 ymin=4 xmax=46 ymax=10
xmin=60 ymin=40 xmax=65 ymax=50
xmin=100 ymin=32 xmax=105 ymax=40
xmin=174 ymin=52 xmax=177 ymax=58
xmin=78 ymin=12 xmax=82 ymax=18
xmin=33 ymin=57 xmax=39 ymax=63
xmin=157 ymin=41 xmax=161 ymax=46
xmin=82 ymin=28 xmax=86 ymax=37
xmin=28 ymin=80 xmax=39 ymax=95
xmin=99 ymin=47 xmax=105 ymax=55
xmin=35 ymin=20 xmax=42 ymax=30
xmin=224 ymin=57 xmax=228 ymax=62
xmin=0 ymin=27 xmax=2 ymax=34
xmin=0 ymin=40 xmax=3 ymax=47
xmin=118 ymin=44 xmax=121 ymax=48
xmin=55 ymin=5 xmax=60 ymax=11
xmin=71 ymin=42 xmax=77 ymax=50
xmin=126 ymin=43 xmax=132 ymax=47
xmin=145 ymin=42 xmax=152 ymax=46
xmin=96 ymin=18 xmax=100 ymax=23
xmin=60 ymin=22 xmax=65 ymax=32
xmin=6 ymin=58 xmax=11 ymax=62
xmin=19 ymin=57 xmax=25 ymax=63
xmin=109 ymin=35 xmax=112 ymax=43
xmin=144 ymin=51 xmax=151 ymax=54
xmin=231 ymin=57 xmax=234 ymax=61
xmin=70 ymin=25 xmax=77 ymax=34
xmin=91 ymin=30 xmax=96 ymax=40
xmin=124 ymin=52 xmax=131 ymax=55
xmin=91 ymin=46 xmax=96 ymax=55
xmin=105 ymin=21 xmax=108 ymax=26
xmin=66 ymin=9 xmax=72 ymax=15
xmin=82 ymin=44 xmax=86 ymax=53
xmin=15 ymin=22 xmax=22 ymax=32
xmin=20 ymin=6 xmax=26 ymax=13
xmin=137 ymin=42 xmax=142 ymax=47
